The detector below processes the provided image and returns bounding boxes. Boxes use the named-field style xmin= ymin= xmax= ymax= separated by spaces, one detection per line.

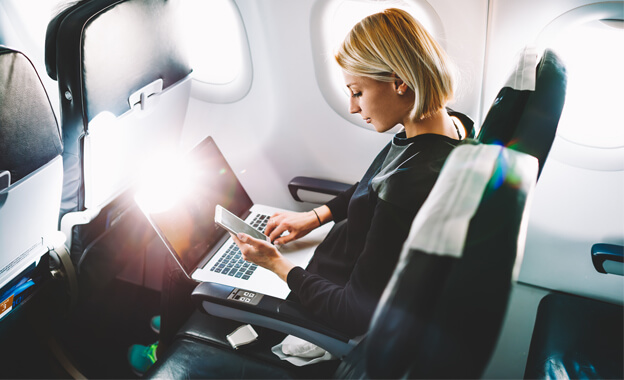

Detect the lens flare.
xmin=134 ymin=153 xmax=198 ymax=215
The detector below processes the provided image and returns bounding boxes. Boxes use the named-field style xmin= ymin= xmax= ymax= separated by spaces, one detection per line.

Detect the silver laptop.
xmin=137 ymin=137 xmax=332 ymax=299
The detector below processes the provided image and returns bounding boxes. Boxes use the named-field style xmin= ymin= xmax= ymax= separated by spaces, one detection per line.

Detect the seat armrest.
xmin=192 ymin=282 xmax=357 ymax=358
xmin=288 ymin=176 xmax=352 ymax=202
xmin=591 ymin=243 xmax=624 ymax=276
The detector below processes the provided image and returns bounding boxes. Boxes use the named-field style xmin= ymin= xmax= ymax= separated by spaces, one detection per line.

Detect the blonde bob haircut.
xmin=335 ymin=8 xmax=455 ymax=120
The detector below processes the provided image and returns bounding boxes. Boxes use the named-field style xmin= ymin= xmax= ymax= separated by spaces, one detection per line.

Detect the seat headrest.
xmin=44 ymin=0 xmax=92 ymax=81
xmin=45 ymin=0 xmax=192 ymax=121
xmin=510 ymin=49 xmax=567 ymax=175
xmin=0 ymin=47 xmax=62 ymax=185
xmin=478 ymin=48 xmax=567 ymax=176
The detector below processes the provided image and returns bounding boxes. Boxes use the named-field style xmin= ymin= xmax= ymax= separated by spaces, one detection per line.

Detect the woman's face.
xmin=343 ymin=72 xmax=411 ymax=133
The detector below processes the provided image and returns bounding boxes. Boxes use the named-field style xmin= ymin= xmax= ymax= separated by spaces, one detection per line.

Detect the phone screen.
xmin=215 ymin=205 xmax=269 ymax=242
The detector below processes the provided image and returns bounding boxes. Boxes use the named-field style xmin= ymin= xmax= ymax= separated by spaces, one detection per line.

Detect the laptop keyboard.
xmin=209 ymin=213 xmax=270 ymax=280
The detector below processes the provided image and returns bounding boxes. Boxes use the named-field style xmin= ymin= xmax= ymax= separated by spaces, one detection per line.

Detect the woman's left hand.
xmin=230 ymin=233 xmax=295 ymax=282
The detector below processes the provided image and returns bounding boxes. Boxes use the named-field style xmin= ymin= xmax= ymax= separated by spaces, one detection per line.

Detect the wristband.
xmin=312 ymin=209 xmax=322 ymax=226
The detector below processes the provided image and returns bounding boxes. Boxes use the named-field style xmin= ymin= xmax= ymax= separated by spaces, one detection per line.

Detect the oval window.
xmin=538 ymin=3 xmax=624 ymax=149
xmin=179 ymin=0 xmax=252 ymax=103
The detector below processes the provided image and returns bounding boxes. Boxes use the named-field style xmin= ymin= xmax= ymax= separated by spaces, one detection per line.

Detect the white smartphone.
xmin=215 ymin=205 xmax=270 ymax=242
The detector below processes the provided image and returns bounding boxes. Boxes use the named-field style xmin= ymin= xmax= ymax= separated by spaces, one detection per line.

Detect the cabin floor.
xmin=0 ymin=279 xmax=160 ymax=379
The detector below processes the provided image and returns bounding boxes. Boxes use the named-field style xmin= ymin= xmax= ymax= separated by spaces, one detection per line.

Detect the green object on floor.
xmin=128 ymin=342 xmax=158 ymax=376
xmin=150 ymin=315 xmax=161 ymax=334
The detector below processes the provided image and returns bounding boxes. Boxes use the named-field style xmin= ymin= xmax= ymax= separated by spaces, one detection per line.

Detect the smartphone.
xmin=215 ymin=205 xmax=270 ymax=242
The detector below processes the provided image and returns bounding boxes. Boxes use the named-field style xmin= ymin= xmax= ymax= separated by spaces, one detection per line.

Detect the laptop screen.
xmin=145 ymin=137 xmax=253 ymax=274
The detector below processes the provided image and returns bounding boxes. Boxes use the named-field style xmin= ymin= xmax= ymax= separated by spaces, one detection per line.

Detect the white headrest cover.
xmin=406 ymin=144 xmax=503 ymax=258
xmin=504 ymin=46 xmax=538 ymax=91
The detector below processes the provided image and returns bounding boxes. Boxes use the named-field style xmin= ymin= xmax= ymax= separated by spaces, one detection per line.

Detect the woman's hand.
xmin=264 ymin=206 xmax=332 ymax=245
xmin=230 ymin=233 xmax=295 ymax=282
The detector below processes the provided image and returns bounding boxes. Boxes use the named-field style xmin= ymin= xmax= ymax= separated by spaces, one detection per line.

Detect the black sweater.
xmin=286 ymin=132 xmax=461 ymax=336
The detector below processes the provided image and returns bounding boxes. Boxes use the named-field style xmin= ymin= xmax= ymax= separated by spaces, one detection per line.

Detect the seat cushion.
xmin=172 ymin=311 xmax=339 ymax=379
xmin=145 ymin=337 xmax=296 ymax=379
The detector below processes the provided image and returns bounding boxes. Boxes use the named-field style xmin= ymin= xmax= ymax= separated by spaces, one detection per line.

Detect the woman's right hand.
xmin=265 ymin=206 xmax=330 ymax=245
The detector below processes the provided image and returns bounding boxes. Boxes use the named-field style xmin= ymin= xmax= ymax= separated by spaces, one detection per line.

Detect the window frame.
xmin=185 ymin=0 xmax=253 ymax=104
xmin=536 ymin=1 xmax=624 ymax=171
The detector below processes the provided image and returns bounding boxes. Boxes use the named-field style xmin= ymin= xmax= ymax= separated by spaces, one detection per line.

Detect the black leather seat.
xmin=44 ymin=0 xmax=192 ymax=267
xmin=524 ymin=293 xmax=623 ymax=379
xmin=44 ymin=0 xmax=193 ymax=297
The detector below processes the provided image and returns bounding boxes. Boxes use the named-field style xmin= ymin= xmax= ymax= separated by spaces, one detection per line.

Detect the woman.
xmin=129 ymin=7 xmax=470 ymax=374
xmin=231 ymin=8 xmax=464 ymax=336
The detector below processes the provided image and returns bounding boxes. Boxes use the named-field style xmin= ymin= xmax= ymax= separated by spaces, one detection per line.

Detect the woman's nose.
xmin=349 ymin=98 xmax=360 ymax=114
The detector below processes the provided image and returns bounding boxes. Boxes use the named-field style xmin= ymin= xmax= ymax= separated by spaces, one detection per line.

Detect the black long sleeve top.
xmin=286 ymin=131 xmax=462 ymax=337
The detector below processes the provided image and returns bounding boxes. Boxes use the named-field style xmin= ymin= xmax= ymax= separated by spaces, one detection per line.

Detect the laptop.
xmin=137 ymin=137 xmax=333 ymax=299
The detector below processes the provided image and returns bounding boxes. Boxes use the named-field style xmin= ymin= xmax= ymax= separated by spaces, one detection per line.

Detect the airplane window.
xmin=311 ymin=0 xmax=445 ymax=131
xmin=179 ymin=0 xmax=252 ymax=103
xmin=538 ymin=3 xmax=624 ymax=150
xmin=549 ymin=19 xmax=624 ymax=149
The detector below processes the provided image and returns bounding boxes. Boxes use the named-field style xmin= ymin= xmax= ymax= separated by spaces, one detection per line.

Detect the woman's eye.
xmin=351 ymin=92 xmax=362 ymax=98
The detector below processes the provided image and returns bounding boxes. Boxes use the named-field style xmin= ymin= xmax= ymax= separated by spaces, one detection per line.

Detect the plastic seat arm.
xmin=191 ymin=282 xmax=357 ymax=358
xmin=288 ymin=176 xmax=352 ymax=202
xmin=591 ymin=243 xmax=624 ymax=276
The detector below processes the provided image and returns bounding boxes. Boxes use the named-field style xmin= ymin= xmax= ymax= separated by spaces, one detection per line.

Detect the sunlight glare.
xmin=135 ymin=153 xmax=199 ymax=215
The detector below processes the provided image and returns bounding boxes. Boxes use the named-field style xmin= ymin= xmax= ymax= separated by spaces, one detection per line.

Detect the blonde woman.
xmin=232 ymin=8 xmax=469 ymax=336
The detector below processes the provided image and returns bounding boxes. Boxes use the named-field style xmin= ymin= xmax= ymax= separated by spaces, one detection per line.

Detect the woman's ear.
xmin=394 ymin=79 xmax=409 ymax=95
xmin=392 ymin=73 xmax=409 ymax=95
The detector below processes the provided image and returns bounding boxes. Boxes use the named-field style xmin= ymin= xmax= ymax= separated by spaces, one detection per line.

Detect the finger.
xmin=238 ymin=233 xmax=271 ymax=249
xmin=230 ymin=233 xmax=251 ymax=257
xmin=273 ymin=232 xmax=297 ymax=246
xmin=268 ymin=224 xmax=289 ymax=243
xmin=235 ymin=232 xmax=250 ymax=244
xmin=265 ymin=212 xmax=286 ymax=234
xmin=265 ymin=218 xmax=278 ymax=235
xmin=230 ymin=232 xmax=242 ymax=245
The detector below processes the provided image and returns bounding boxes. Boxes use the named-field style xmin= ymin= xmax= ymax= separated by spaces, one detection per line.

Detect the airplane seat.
xmin=44 ymin=0 xmax=192 ymax=287
xmin=523 ymin=292 xmax=623 ymax=380
xmin=477 ymin=47 xmax=567 ymax=177
xmin=0 ymin=46 xmax=68 ymax=323
xmin=523 ymin=243 xmax=624 ymax=379
xmin=144 ymin=142 xmax=539 ymax=379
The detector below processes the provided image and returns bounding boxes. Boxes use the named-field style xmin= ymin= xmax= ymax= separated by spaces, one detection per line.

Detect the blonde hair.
xmin=335 ymin=8 xmax=455 ymax=120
